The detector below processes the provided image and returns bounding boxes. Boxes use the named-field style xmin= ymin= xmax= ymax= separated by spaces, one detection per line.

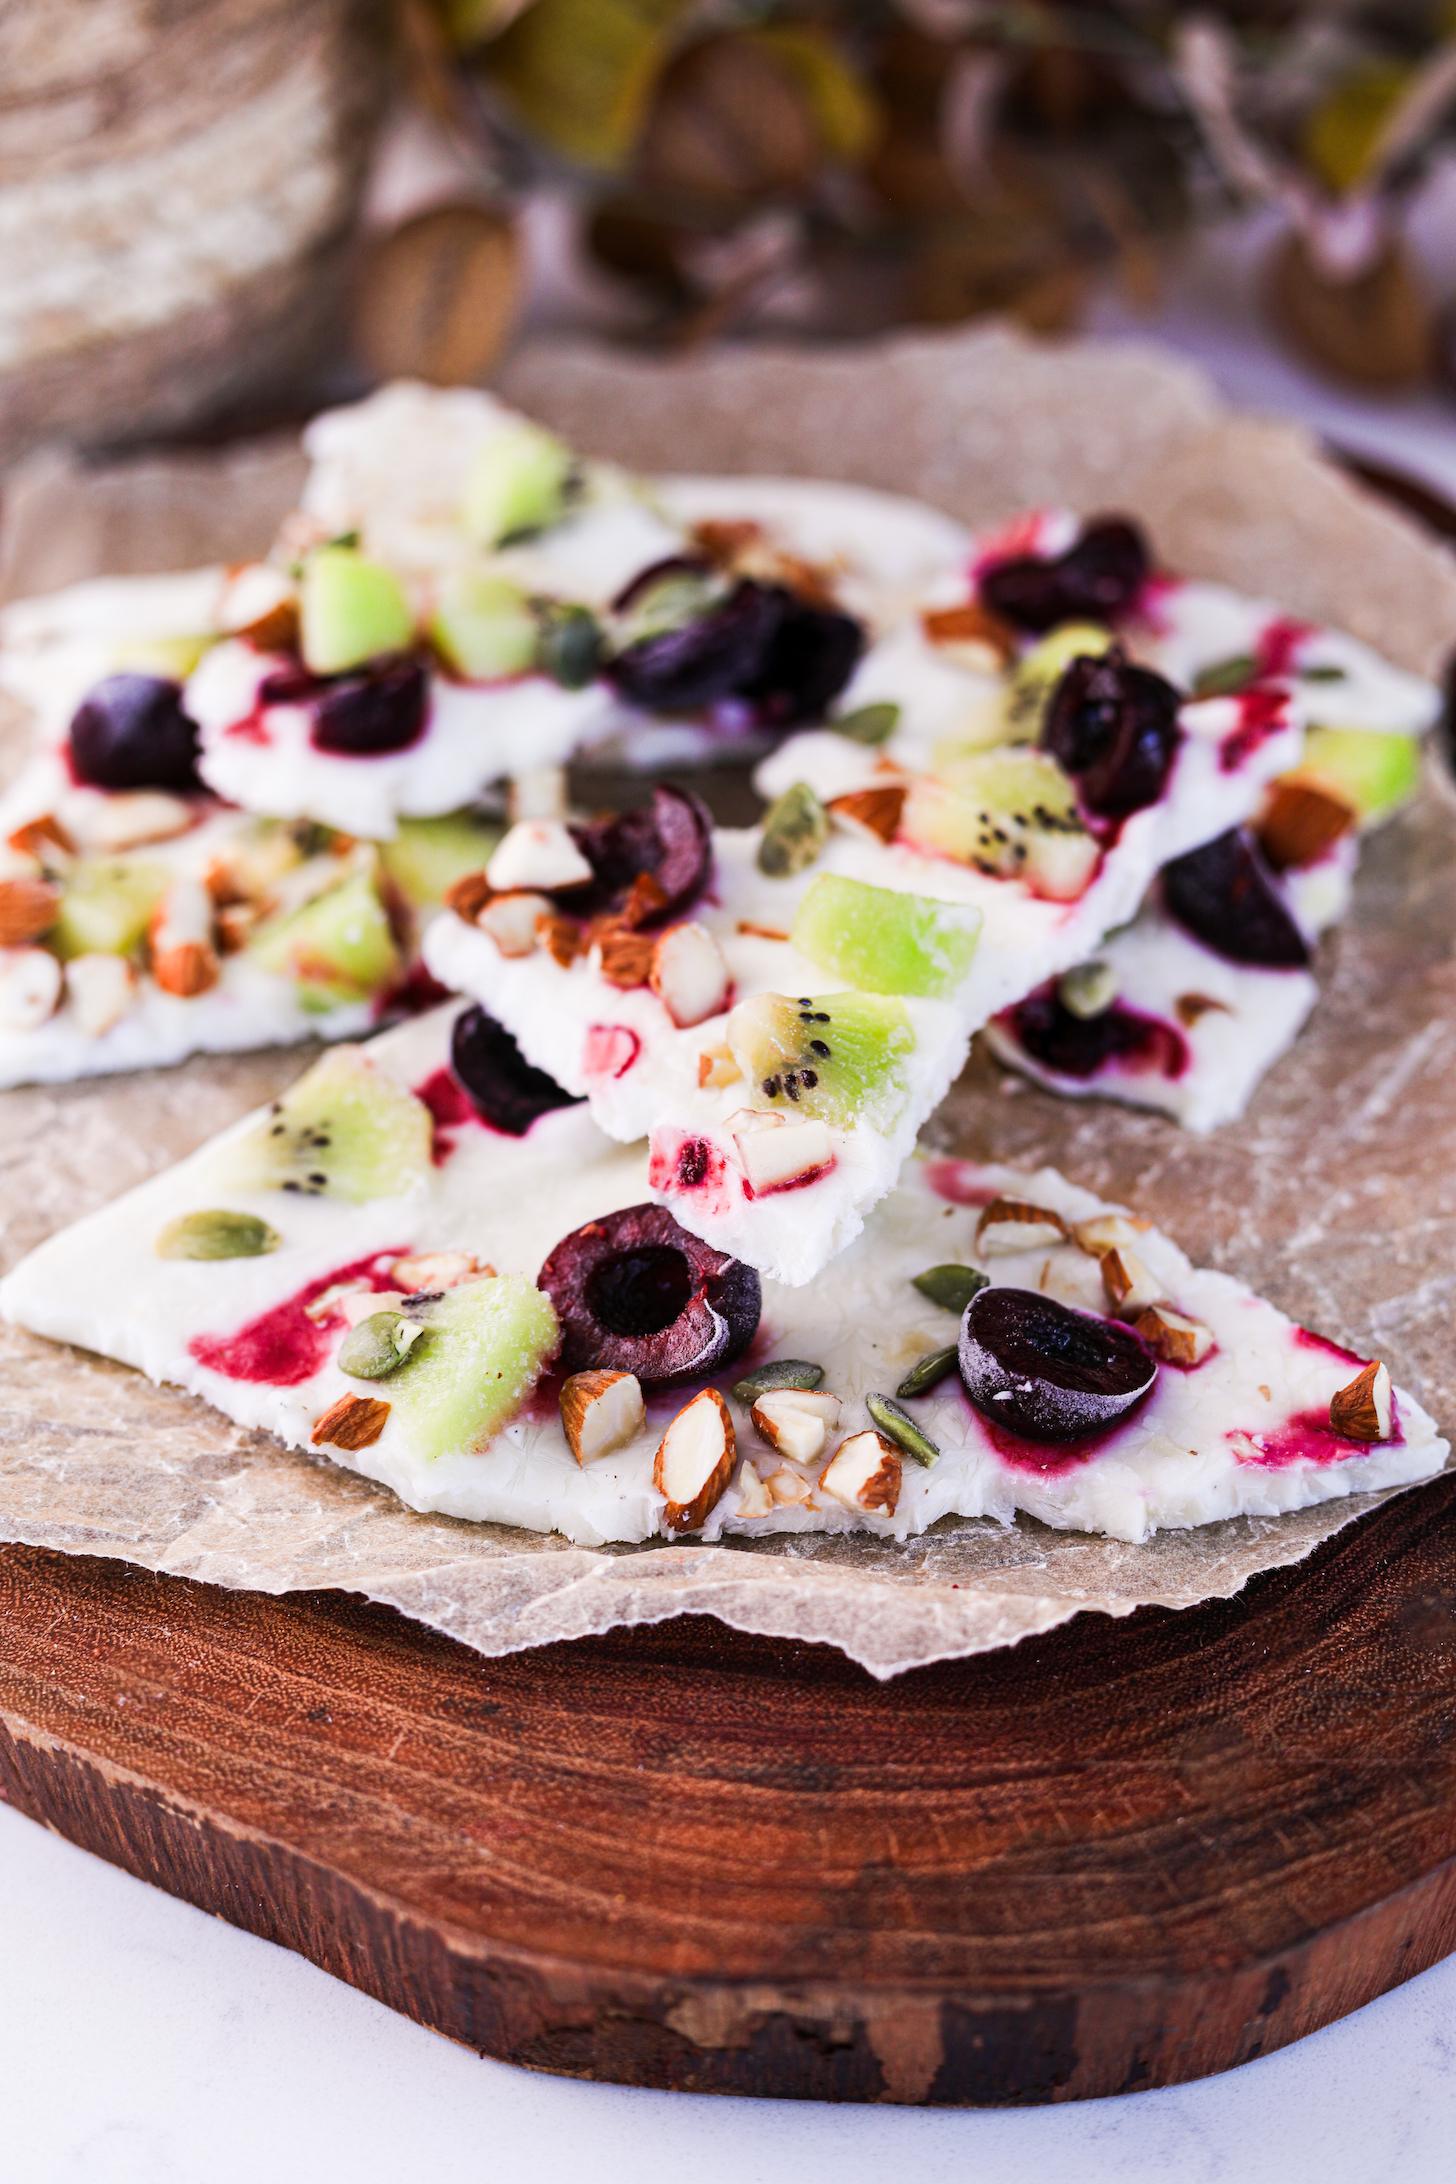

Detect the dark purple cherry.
xmin=1006 ymin=987 xmax=1186 ymax=1081
xmin=980 ymin=516 xmax=1151 ymax=634
xmin=304 ymin=656 xmax=429 ymax=756
xmin=734 ymin=591 xmax=864 ymax=726
xmin=1161 ymin=828 xmax=1311 ymax=969
xmin=958 ymin=1286 xmax=1157 ymax=1443
xmin=538 ymin=1202 xmax=761 ymax=1386
xmin=449 ymin=1005 xmax=582 ymax=1136
xmin=68 ymin=674 xmax=202 ymax=793
xmin=1439 ymin=647 xmax=1456 ymax=786
xmin=571 ymin=783 xmax=713 ymax=924
xmin=609 ymin=560 xmax=784 ymax=714
xmin=1042 ymin=647 xmax=1181 ymax=818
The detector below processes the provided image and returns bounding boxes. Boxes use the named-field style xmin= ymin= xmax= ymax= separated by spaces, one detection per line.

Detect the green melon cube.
xmin=300 ymin=546 xmax=415 ymax=675
xmin=791 ymin=874 xmax=981 ymax=999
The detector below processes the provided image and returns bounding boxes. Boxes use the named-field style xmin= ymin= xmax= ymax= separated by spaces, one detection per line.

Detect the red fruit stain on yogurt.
xmin=1229 ymin=1401 xmax=1401 ymax=1469
xmin=1292 ymin=1325 xmax=1366 ymax=1370
xmin=648 ymin=1131 xmax=737 ymax=1218
xmin=189 ymin=1249 xmax=405 ymax=1387
xmin=1219 ymin=686 xmax=1289 ymax=772
xmin=924 ymin=1159 xmax=996 ymax=1208
xmin=976 ymin=1411 xmax=1128 ymax=1476
xmin=583 ymin=1024 xmax=640 ymax=1079
xmin=414 ymin=1067 xmax=479 ymax=1163
xmin=1256 ymin=616 xmax=1313 ymax=679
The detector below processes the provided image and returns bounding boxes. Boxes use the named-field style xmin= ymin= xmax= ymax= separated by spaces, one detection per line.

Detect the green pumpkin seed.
xmin=732 ymin=1358 xmax=824 ymax=1404
xmin=867 ymin=1391 xmax=940 ymax=1467
xmin=1191 ymin=654 xmax=1257 ymax=698
xmin=337 ymin=1310 xmax=424 ymax=1382
xmin=831 ymin=701 xmax=900 ymax=745
xmin=1300 ymin=662 xmax=1346 ymax=683
xmin=536 ymin=603 xmax=604 ymax=689
xmin=154 ymin=1209 xmax=281 ymax=1261
xmin=1056 ymin=959 xmax=1117 ymax=1020
xmin=912 ymin=1263 xmax=987 ymax=1315
xmin=895 ymin=1345 xmax=959 ymax=1400
xmin=757 ymin=781 xmax=828 ymax=877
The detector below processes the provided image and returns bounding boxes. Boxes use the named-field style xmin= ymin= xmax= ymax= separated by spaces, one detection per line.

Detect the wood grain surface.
xmin=4 ymin=1464 xmax=1456 ymax=2104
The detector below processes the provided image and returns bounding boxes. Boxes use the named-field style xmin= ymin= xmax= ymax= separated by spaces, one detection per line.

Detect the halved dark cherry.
xmin=303 ymin=656 xmax=429 ymax=756
xmin=538 ymin=1202 xmax=761 ymax=1386
xmin=1006 ymin=986 xmax=1187 ymax=1080
xmin=1042 ymin=647 xmax=1181 ymax=818
xmin=958 ymin=1286 xmax=1157 ymax=1443
xmin=1161 ymin=827 xmax=1311 ymax=969
xmin=68 ymin=674 xmax=203 ymax=792
xmin=449 ymin=1005 xmax=582 ymax=1136
xmin=570 ymin=783 xmax=713 ymax=924
xmin=980 ymin=516 xmax=1151 ymax=634
xmin=608 ymin=558 xmax=862 ymax=726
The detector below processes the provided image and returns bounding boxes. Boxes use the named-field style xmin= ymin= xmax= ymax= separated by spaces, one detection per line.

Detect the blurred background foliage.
xmin=372 ymin=0 xmax=1456 ymax=391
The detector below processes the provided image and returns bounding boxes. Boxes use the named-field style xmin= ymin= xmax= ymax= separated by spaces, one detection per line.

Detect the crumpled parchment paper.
xmin=1 ymin=325 xmax=1453 ymax=1678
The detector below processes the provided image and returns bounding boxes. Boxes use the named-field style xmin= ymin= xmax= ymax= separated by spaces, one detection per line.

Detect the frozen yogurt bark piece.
xmin=3 ymin=1005 xmax=1443 ymax=1546
xmin=426 ymin=625 xmax=1304 ymax=1281
xmin=985 ymin=697 xmax=1432 ymax=1130
xmin=184 ymin=384 xmax=969 ymax=831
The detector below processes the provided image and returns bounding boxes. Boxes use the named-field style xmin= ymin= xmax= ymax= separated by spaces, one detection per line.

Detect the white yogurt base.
xmin=3 ymin=1004 xmax=1443 ymax=1546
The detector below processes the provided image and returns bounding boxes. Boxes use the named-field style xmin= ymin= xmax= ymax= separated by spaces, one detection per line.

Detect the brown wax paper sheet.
xmin=1 ymin=325 xmax=1454 ymax=1679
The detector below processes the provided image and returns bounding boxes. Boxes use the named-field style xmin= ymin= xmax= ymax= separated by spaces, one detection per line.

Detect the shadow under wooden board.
xmin=0 ymin=452 xmax=1454 ymax=2105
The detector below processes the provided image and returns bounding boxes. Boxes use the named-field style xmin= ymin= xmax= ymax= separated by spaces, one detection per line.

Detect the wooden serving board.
xmin=4 ymin=1472 xmax=1456 ymax=2104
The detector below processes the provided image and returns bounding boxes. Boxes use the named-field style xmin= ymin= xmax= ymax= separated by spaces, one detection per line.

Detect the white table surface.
xmin=5 ymin=182 xmax=1456 ymax=2180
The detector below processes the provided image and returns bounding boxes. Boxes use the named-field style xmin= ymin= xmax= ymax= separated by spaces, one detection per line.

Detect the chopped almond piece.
xmin=150 ymin=879 xmax=219 ymax=998
xmin=595 ymin=926 xmax=656 ymax=989
xmin=1072 ymin=1212 xmax=1143 ymax=1256
xmin=819 ymin=1429 xmax=902 ymax=1517
xmin=732 ymin=1113 xmax=835 ymax=1194
xmin=65 ymin=953 xmax=137 ymax=1037
xmin=731 ymin=1460 xmax=773 ymax=1519
xmin=654 ymin=1387 xmax=735 ymax=1532
xmin=561 ymin=1370 xmax=646 ymax=1466
xmin=976 ymin=1196 xmax=1069 ymax=1255
xmin=0 ymin=874 xmax=60 ymax=947
xmin=765 ymin=1466 xmax=815 ymax=1508
xmin=478 ymin=890 xmax=551 ymax=958
xmin=828 ymin=785 xmax=906 ymax=845
xmin=0 ymin=946 xmax=63 ymax=1030
xmin=617 ymin=872 xmax=670 ymax=930
xmin=1174 ymin=992 xmax=1231 ymax=1029
xmin=651 ymin=921 xmax=729 ymax=1027
xmin=508 ymin=765 xmax=569 ymax=823
xmin=1133 ymin=1302 xmax=1213 ymax=1367
xmin=8 ymin=815 xmax=74 ymax=869
xmin=750 ymin=1388 xmax=841 ymax=1465
xmin=445 ymin=870 xmax=494 ymax=922
xmin=389 ymin=1250 xmax=491 ymax=1292
xmin=1100 ymin=1245 xmax=1162 ymax=1318
xmin=487 ymin=819 xmax=593 ymax=894
xmin=537 ymin=913 xmax=584 ymax=968
xmin=697 ymin=1043 xmax=743 ymax=1090
xmin=312 ymin=1393 xmax=391 ymax=1451
xmin=1329 ymin=1359 xmax=1393 ymax=1443
xmin=736 ymin=919 xmax=789 ymax=942
xmin=921 ymin=599 xmax=1017 ymax=666
xmin=1258 ymin=778 xmax=1356 ymax=873
xmin=85 ymin=791 xmax=195 ymax=853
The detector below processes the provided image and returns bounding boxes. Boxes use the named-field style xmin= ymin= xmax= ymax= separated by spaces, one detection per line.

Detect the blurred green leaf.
xmin=485 ymin=0 xmax=689 ymax=170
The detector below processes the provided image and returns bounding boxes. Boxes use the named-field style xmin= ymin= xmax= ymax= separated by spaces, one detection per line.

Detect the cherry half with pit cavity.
xmin=1161 ymin=828 xmax=1312 ymax=969
xmin=979 ymin=516 xmax=1151 ymax=634
xmin=570 ymin=783 xmax=713 ymax=924
xmin=1042 ymin=647 xmax=1181 ymax=818
xmin=68 ymin=673 xmax=203 ymax=793
xmin=449 ymin=1004 xmax=582 ymax=1136
xmin=296 ymin=655 xmax=429 ymax=757
xmin=538 ymin=1201 xmax=761 ymax=1387
xmin=958 ymin=1285 xmax=1157 ymax=1443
